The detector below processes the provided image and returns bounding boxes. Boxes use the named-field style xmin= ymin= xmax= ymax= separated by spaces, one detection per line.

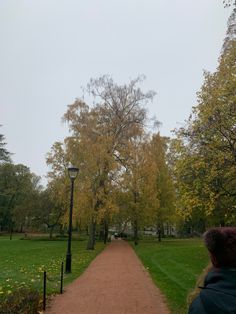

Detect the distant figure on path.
xmin=189 ymin=227 xmax=236 ymax=314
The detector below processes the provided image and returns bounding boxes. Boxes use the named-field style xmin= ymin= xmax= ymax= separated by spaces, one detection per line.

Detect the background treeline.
xmin=0 ymin=77 xmax=176 ymax=247
xmin=0 ymin=129 xmax=69 ymax=237
xmin=1 ymin=8 xmax=236 ymax=247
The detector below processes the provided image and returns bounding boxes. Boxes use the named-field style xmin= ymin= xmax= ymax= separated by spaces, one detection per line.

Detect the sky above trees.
xmin=0 ymin=1 xmax=232 ymax=183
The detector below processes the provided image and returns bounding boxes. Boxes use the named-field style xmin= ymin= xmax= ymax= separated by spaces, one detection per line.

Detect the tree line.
xmin=170 ymin=40 xmax=236 ymax=233
xmin=0 ymin=131 xmax=68 ymax=238
xmin=1 ymin=6 xmax=235 ymax=246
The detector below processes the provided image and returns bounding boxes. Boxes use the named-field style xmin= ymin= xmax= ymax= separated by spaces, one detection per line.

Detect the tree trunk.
xmin=9 ymin=224 xmax=13 ymax=240
xmin=104 ymin=219 xmax=108 ymax=244
xmin=99 ymin=228 xmax=104 ymax=241
xmin=87 ymin=221 xmax=96 ymax=250
xmin=220 ymin=220 xmax=225 ymax=227
xmin=157 ymin=226 xmax=162 ymax=242
xmin=49 ymin=226 xmax=54 ymax=239
xmin=134 ymin=220 xmax=138 ymax=245
xmin=166 ymin=222 xmax=169 ymax=236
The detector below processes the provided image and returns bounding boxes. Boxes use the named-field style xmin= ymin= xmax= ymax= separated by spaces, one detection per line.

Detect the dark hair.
xmin=203 ymin=227 xmax=236 ymax=268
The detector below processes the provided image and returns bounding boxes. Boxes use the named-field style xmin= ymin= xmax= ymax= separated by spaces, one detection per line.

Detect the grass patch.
xmin=0 ymin=235 xmax=105 ymax=300
xmin=133 ymin=238 xmax=209 ymax=314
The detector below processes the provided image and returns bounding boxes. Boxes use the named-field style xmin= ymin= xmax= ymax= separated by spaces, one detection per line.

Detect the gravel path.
xmin=46 ymin=240 xmax=170 ymax=314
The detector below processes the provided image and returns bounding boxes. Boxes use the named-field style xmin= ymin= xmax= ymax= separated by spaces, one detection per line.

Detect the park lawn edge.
xmin=131 ymin=238 xmax=208 ymax=314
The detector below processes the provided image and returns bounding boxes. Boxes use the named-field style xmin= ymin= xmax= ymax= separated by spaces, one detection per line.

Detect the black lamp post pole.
xmin=66 ymin=178 xmax=75 ymax=273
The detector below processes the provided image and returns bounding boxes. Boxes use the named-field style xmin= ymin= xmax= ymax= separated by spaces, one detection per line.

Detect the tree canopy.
xmin=170 ymin=38 xmax=236 ymax=232
xmin=46 ymin=75 xmax=175 ymax=247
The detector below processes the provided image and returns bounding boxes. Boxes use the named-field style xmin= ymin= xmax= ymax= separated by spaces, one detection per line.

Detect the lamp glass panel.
xmin=68 ymin=167 xmax=79 ymax=179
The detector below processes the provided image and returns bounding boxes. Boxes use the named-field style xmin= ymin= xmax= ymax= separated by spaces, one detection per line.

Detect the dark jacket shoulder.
xmin=189 ymin=268 xmax=236 ymax=314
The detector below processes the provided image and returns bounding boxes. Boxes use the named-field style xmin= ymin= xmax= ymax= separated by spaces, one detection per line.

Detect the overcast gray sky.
xmin=0 ymin=0 xmax=232 ymax=184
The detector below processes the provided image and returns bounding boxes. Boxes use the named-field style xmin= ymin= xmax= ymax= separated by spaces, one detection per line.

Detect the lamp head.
xmin=68 ymin=166 xmax=79 ymax=180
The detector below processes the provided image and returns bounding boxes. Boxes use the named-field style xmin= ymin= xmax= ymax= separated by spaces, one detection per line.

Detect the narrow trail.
xmin=46 ymin=240 xmax=170 ymax=314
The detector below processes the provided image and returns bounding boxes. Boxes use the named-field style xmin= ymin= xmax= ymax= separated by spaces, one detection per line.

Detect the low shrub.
xmin=0 ymin=288 xmax=41 ymax=314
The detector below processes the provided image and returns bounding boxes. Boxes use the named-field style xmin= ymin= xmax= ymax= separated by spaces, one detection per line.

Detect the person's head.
xmin=203 ymin=227 xmax=236 ymax=268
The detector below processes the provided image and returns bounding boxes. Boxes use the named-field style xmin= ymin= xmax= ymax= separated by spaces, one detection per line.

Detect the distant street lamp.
xmin=65 ymin=166 xmax=79 ymax=273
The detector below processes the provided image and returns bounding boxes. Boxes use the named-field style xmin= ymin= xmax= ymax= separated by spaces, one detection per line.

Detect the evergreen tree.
xmin=0 ymin=127 xmax=11 ymax=162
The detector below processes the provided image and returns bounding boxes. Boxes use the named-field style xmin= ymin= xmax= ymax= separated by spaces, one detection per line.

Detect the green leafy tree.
xmin=0 ymin=163 xmax=41 ymax=234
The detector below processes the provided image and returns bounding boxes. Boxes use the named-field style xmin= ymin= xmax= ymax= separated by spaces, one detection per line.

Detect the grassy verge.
xmin=133 ymin=238 xmax=209 ymax=314
xmin=0 ymin=235 xmax=105 ymax=298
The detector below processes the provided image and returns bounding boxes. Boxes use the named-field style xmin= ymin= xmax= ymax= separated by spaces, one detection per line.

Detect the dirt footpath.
xmin=46 ymin=240 xmax=170 ymax=314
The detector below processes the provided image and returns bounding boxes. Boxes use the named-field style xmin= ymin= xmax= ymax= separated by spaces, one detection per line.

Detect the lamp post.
xmin=66 ymin=166 xmax=79 ymax=273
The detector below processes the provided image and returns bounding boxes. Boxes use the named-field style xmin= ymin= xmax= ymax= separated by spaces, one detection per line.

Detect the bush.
xmin=0 ymin=288 xmax=41 ymax=314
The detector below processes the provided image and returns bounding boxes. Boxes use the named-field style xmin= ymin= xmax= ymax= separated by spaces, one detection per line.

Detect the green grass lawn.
xmin=133 ymin=238 xmax=209 ymax=314
xmin=0 ymin=235 xmax=105 ymax=299
xmin=0 ymin=235 xmax=208 ymax=313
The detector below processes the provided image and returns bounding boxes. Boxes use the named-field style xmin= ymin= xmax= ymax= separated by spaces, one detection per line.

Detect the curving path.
xmin=46 ymin=240 xmax=170 ymax=314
